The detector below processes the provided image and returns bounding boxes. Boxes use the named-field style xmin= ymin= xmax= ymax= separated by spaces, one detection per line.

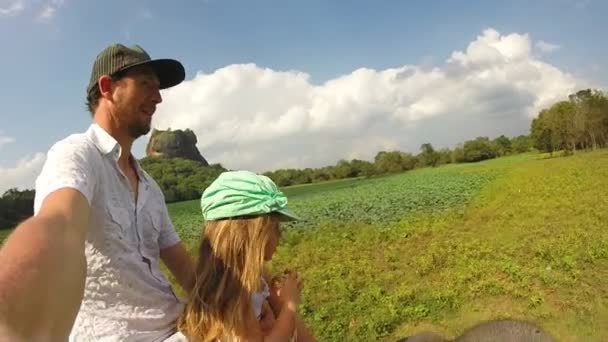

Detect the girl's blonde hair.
xmin=178 ymin=213 xmax=281 ymax=342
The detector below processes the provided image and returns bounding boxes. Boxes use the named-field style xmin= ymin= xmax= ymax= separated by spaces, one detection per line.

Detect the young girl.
xmin=177 ymin=170 xmax=313 ymax=342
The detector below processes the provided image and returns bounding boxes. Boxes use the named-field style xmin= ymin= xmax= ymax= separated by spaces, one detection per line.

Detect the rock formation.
xmin=145 ymin=128 xmax=209 ymax=165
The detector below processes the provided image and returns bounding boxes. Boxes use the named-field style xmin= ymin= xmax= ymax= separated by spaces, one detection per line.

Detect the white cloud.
xmin=37 ymin=0 xmax=63 ymax=20
xmin=0 ymin=131 xmax=15 ymax=150
xmin=151 ymin=28 xmax=590 ymax=173
xmin=0 ymin=153 xmax=46 ymax=194
xmin=0 ymin=0 xmax=24 ymax=16
xmin=38 ymin=4 xmax=54 ymax=19
xmin=0 ymin=0 xmax=64 ymax=19
xmin=535 ymin=40 xmax=561 ymax=54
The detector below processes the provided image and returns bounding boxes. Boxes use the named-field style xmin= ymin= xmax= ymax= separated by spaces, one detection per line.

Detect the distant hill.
xmin=139 ymin=156 xmax=226 ymax=203
xmin=141 ymin=128 xmax=227 ymax=202
xmin=145 ymin=128 xmax=209 ymax=165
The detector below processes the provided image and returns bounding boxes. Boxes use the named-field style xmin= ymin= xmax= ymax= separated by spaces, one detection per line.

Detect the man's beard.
xmin=127 ymin=119 xmax=151 ymax=139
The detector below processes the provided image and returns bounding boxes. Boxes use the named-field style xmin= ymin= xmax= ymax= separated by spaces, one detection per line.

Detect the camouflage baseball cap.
xmin=86 ymin=43 xmax=185 ymax=95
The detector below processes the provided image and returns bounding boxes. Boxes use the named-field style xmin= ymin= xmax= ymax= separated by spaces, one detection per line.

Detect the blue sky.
xmin=0 ymin=0 xmax=606 ymax=192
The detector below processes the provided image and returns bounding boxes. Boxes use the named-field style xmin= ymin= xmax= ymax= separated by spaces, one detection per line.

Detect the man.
xmin=0 ymin=44 xmax=195 ymax=341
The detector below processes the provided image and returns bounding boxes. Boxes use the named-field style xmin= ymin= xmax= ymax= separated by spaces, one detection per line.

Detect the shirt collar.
xmin=87 ymin=123 xmax=150 ymax=185
xmin=88 ymin=123 xmax=120 ymax=156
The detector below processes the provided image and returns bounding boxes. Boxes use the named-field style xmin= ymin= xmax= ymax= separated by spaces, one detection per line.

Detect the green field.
xmin=169 ymin=151 xmax=608 ymax=341
xmin=1 ymin=151 xmax=605 ymax=341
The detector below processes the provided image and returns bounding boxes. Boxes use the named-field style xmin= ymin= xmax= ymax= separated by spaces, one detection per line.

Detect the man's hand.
xmin=0 ymin=188 xmax=90 ymax=341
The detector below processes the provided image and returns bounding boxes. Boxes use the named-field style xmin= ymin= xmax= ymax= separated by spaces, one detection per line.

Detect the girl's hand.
xmin=277 ymin=272 xmax=301 ymax=309
xmin=272 ymin=269 xmax=303 ymax=291
xmin=293 ymin=271 xmax=303 ymax=291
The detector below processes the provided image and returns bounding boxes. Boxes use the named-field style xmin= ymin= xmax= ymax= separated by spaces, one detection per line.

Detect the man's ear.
xmin=98 ymin=75 xmax=115 ymax=101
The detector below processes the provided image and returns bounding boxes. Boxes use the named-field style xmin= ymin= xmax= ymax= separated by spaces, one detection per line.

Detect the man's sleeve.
xmin=34 ymin=140 xmax=97 ymax=215
xmin=158 ymin=198 xmax=182 ymax=250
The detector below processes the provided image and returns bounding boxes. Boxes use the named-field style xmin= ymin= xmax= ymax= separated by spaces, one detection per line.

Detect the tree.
xmin=437 ymin=148 xmax=453 ymax=165
xmin=267 ymin=169 xmax=296 ymax=187
xmin=511 ymin=135 xmax=533 ymax=153
xmin=531 ymin=109 xmax=554 ymax=153
xmin=530 ymin=88 xmax=608 ymax=154
xmin=569 ymin=89 xmax=608 ymax=149
xmin=374 ymin=151 xmax=404 ymax=173
xmin=373 ymin=151 xmax=416 ymax=173
xmin=0 ymin=188 xmax=35 ymax=229
xmin=549 ymin=101 xmax=577 ymax=153
xmin=463 ymin=137 xmax=498 ymax=162
xmin=451 ymin=145 xmax=465 ymax=163
xmin=349 ymin=159 xmax=376 ymax=177
xmin=493 ymin=135 xmax=512 ymax=156
xmin=417 ymin=143 xmax=441 ymax=167
xmin=400 ymin=152 xmax=417 ymax=171
xmin=139 ymin=156 xmax=225 ymax=202
xmin=332 ymin=160 xmax=357 ymax=179
xmin=311 ymin=168 xmax=332 ymax=183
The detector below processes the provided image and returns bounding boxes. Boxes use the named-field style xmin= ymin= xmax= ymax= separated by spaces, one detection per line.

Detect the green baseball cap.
xmin=86 ymin=43 xmax=185 ymax=95
xmin=201 ymin=170 xmax=300 ymax=222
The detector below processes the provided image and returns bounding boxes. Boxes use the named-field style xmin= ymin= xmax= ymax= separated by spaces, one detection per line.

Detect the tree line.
xmin=1 ymin=88 xmax=605 ymax=229
xmin=262 ymin=135 xmax=533 ymax=187
xmin=532 ymin=89 xmax=608 ymax=154
xmin=264 ymin=87 xmax=608 ymax=187
xmin=0 ymin=189 xmax=35 ymax=230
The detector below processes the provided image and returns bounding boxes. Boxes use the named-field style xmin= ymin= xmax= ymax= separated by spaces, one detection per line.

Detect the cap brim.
xmin=277 ymin=208 xmax=301 ymax=222
xmin=122 ymin=58 xmax=185 ymax=89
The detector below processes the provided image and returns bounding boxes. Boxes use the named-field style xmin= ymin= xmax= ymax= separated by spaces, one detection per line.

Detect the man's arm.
xmin=160 ymin=241 xmax=196 ymax=294
xmin=0 ymin=188 xmax=90 ymax=341
xmin=156 ymin=195 xmax=196 ymax=294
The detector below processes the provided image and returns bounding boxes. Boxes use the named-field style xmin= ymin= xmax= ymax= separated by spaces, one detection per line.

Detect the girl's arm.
xmin=259 ymin=301 xmax=276 ymax=335
xmin=261 ymin=300 xmax=298 ymax=342
xmin=247 ymin=297 xmax=297 ymax=342
xmin=264 ymin=271 xmax=316 ymax=342
xmin=249 ymin=273 xmax=300 ymax=342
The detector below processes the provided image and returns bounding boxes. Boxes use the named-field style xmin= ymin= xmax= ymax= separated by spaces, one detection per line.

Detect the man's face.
xmin=112 ymin=65 xmax=162 ymax=139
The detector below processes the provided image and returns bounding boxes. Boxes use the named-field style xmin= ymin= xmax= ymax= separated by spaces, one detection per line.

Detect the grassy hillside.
xmin=169 ymin=151 xmax=607 ymax=341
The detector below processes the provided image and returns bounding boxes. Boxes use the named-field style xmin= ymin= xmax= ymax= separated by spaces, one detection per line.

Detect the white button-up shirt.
xmin=34 ymin=123 xmax=185 ymax=341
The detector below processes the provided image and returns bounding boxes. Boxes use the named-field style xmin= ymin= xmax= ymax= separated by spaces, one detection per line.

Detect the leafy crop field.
xmin=168 ymin=151 xmax=608 ymax=341
xmin=170 ymin=165 xmax=499 ymax=245
xmin=282 ymin=167 xmax=497 ymax=229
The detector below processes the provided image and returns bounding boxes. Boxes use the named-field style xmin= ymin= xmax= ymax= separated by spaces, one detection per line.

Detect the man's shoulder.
xmin=33 ymin=129 xmax=102 ymax=212
xmin=47 ymin=130 xmax=100 ymax=159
